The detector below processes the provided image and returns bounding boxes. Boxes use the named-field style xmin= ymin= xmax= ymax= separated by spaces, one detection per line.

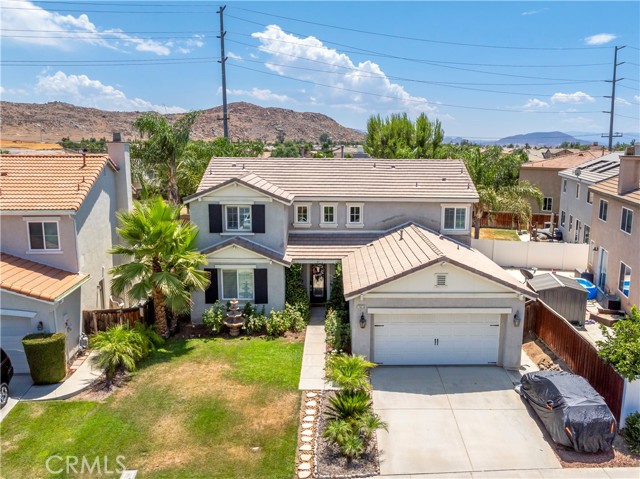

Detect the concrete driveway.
xmin=0 ymin=374 xmax=32 ymax=422
xmin=371 ymin=366 xmax=561 ymax=476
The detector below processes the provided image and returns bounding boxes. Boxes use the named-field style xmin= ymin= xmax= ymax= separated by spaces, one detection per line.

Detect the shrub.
xmin=285 ymin=264 xmax=310 ymax=321
xmin=132 ymin=322 xmax=164 ymax=358
xmin=242 ymin=301 xmax=257 ymax=319
xmin=323 ymin=418 xmax=353 ymax=444
xmin=91 ymin=325 xmax=143 ymax=385
xmin=597 ymin=305 xmax=640 ymax=381
xmin=325 ymin=308 xmax=350 ymax=351
xmin=355 ymin=412 xmax=388 ymax=442
xmin=203 ymin=300 xmax=226 ymax=334
xmin=246 ymin=314 xmax=268 ymax=335
xmin=338 ymin=432 xmax=366 ymax=462
xmin=22 ymin=333 xmax=67 ymax=384
xmin=622 ymin=411 xmax=640 ymax=454
xmin=326 ymin=263 xmax=348 ymax=313
xmin=284 ymin=303 xmax=307 ymax=332
xmin=266 ymin=309 xmax=289 ymax=337
xmin=327 ymin=389 xmax=371 ymax=420
xmin=326 ymin=354 xmax=376 ymax=392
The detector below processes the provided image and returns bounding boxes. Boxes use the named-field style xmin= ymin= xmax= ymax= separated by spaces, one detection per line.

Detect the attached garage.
xmin=0 ymin=313 xmax=37 ymax=374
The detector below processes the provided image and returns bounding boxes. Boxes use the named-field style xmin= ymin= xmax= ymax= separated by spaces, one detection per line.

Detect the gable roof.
xmin=184 ymin=173 xmax=294 ymax=204
xmin=589 ymin=176 xmax=640 ymax=206
xmin=558 ymin=152 xmax=621 ymax=184
xmin=201 ymin=236 xmax=291 ymax=266
xmin=192 ymin=157 xmax=479 ymax=201
xmin=527 ymin=273 xmax=587 ymax=293
xmin=0 ymin=154 xmax=117 ymax=212
xmin=520 ymin=151 xmax=597 ymax=171
xmin=342 ymin=223 xmax=534 ymax=299
xmin=0 ymin=252 xmax=89 ymax=303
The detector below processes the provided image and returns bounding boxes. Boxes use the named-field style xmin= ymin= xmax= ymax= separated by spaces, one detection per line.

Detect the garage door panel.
xmin=373 ymin=313 xmax=500 ymax=366
xmin=1 ymin=317 xmax=34 ymax=374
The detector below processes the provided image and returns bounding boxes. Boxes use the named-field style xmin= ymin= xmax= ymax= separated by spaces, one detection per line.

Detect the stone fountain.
xmin=224 ymin=299 xmax=245 ymax=337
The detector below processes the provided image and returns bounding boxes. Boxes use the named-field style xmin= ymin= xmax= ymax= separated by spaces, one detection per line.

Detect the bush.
xmin=266 ymin=309 xmax=289 ymax=337
xmin=326 ymin=353 xmax=375 ymax=392
xmin=327 ymin=263 xmax=348 ymax=313
xmin=622 ymin=411 xmax=640 ymax=454
xmin=597 ymin=305 xmax=640 ymax=381
xmin=91 ymin=325 xmax=144 ymax=385
xmin=203 ymin=300 xmax=226 ymax=334
xmin=242 ymin=301 xmax=257 ymax=319
xmin=22 ymin=333 xmax=67 ymax=384
xmin=325 ymin=308 xmax=350 ymax=351
xmin=132 ymin=322 xmax=164 ymax=358
xmin=284 ymin=303 xmax=307 ymax=332
xmin=246 ymin=314 xmax=268 ymax=335
xmin=285 ymin=265 xmax=310 ymax=321
xmin=327 ymin=389 xmax=372 ymax=420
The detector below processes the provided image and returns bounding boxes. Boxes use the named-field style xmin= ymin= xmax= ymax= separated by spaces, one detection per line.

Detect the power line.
xmin=1 ymin=5 xmax=213 ymax=14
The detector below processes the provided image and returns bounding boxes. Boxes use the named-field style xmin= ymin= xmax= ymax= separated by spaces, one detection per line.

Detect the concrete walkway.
xmin=298 ymin=307 xmax=327 ymax=390
xmin=375 ymin=467 xmax=640 ymax=478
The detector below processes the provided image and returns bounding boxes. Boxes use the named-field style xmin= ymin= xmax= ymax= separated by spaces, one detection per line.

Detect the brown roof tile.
xmin=589 ymin=176 xmax=640 ymax=206
xmin=520 ymin=151 xmax=597 ymax=170
xmin=285 ymin=232 xmax=382 ymax=261
xmin=201 ymin=236 xmax=291 ymax=265
xmin=0 ymin=252 xmax=89 ymax=302
xmin=0 ymin=154 xmax=117 ymax=211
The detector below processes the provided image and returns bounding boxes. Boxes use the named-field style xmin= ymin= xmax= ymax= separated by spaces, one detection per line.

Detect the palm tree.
xmin=133 ymin=111 xmax=199 ymax=204
xmin=109 ymin=198 xmax=209 ymax=336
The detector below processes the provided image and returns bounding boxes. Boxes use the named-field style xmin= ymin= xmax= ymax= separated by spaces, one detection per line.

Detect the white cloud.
xmin=251 ymin=25 xmax=435 ymax=115
xmin=616 ymin=97 xmax=631 ymax=106
xmin=221 ymin=86 xmax=292 ymax=103
xmin=584 ymin=33 xmax=617 ymax=45
xmin=0 ymin=86 xmax=4 ymax=94
xmin=551 ymin=91 xmax=595 ymax=104
xmin=227 ymin=51 xmax=243 ymax=61
xmin=523 ymin=98 xmax=549 ymax=109
xmin=635 ymin=95 xmax=640 ymax=102
xmin=522 ymin=8 xmax=548 ymax=16
xmin=35 ymin=71 xmax=186 ymax=113
xmin=0 ymin=1 xmax=202 ymax=56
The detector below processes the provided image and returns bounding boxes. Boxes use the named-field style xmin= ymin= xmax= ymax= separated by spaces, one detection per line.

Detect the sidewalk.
xmin=298 ymin=307 xmax=327 ymax=390
xmin=375 ymin=467 xmax=640 ymax=478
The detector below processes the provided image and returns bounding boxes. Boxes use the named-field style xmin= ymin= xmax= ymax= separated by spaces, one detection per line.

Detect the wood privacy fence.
xmin=83 ymin=307 xmax=144 ymax=334
xmin=479 ymin=212 xmax=552 ymax=229
xmin=524 ymin=300 xmax=624 ymax=421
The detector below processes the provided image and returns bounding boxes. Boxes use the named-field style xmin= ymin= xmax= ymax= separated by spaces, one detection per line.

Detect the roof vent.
xmin=391 ymin=165 xmax=395 ymax=169
xmin=373 ymin=162 xmax=376 ymax=168
xmin=442 ymin=177 xmax=446 ymax=181
xmin=575 ymin=167 xmax=582 ymax=177
xmin=435 ymin=274 xmax=447 ymax=287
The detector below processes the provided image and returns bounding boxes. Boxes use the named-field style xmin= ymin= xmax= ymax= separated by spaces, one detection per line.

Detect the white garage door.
xmin=373 ymin=313 xmax=500 ymax=365
xmin=0 ymin=317 xmax=34 ymax=374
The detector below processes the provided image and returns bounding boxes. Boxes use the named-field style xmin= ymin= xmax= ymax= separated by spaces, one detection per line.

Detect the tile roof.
xmin=286 ymin=232 xmax=383 ymax=262
xmin=0 ymin=154 xmax=117 ymax=211
xmin=192 ymin=157 xmax=479 ymax=201
xmin=201 ymin=236 xmax=291 ymax=265
xmin=558 ymin=152 xmax=621 ymax=184
xmin=0 ymin=252 xmax=89 ymax=302
xmin=184 ymin=173 xmax=295 ymax=204
xmin=589 ymin=176 xmax=640 ymax=206
xmin=527 ymin=273 xmax=587 ymax=293
xmin=520 ymin=151 xmax=598 ymax=170
xmin=341 ymin=223 xmax=534 ymax=299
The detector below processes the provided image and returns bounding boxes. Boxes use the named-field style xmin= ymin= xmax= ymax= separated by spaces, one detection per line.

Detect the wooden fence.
xmin=524 ymin=301 xmax=624 ymax=421
xmin=479 ymin=212 xmax=552 ymax=229
xmin=83 ymin=306 xmax=145 ymax=334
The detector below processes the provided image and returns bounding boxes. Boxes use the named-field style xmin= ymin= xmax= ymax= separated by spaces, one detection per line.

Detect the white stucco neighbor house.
xmin=0 ymin=137 xmax=132 ymax=373
xmin=185 ymin=156 xmax=534 ymax=368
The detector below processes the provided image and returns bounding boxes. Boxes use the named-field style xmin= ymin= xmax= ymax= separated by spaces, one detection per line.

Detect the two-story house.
xmin=557 ymin=152 xmax=621 ymax=246
xmin=0 ymin=136 xmax=132 ymax=373
xmin=185 ymin=157 xmax=535 ymax=368
xmin=589 ymin=148 xmax=639 ymax=313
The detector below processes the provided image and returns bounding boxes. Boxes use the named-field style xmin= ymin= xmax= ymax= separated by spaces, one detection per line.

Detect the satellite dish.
xmin=520 ymin=268 xmax=535 ymax=281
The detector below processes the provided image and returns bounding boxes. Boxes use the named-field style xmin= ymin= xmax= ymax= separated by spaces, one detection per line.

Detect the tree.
xmin=132 ymin=111 xmax=199 ymax=204
xmin=597 ymin=306 xmax=640 ymax=381
xmin=364 ymin=112 xmax=444 ymax=159
xmin=109 ymin=198 xmax=209 ymax=336
xmin=271 ymin=140 xmax=301 ymax=158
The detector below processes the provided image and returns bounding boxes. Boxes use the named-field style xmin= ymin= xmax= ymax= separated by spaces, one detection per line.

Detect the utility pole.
xmin=603 ymin=45 xmax=625 ymax=151
xmin=217 ymin=5 xmax=229 ymax=139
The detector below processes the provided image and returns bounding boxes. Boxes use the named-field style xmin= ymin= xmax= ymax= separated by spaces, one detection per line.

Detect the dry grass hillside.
xmin=0 ymin=101 xmax=364 ymax=144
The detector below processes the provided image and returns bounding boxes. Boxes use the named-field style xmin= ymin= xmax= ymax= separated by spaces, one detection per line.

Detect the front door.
xmin=310 ymin=264 xmax=326 ymax=303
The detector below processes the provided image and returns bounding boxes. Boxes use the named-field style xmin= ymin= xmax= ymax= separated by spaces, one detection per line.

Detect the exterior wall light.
xmin=37 ymin=321 xmax=44 ymax=331
xmin=513 ymin=311 xmax=521 ymax=328
xmin=359 ymin=313 xmax=367 ymax=329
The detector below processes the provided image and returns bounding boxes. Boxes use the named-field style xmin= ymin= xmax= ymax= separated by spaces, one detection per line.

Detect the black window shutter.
xmin=204 ymin=268 xmax=219 ymax=304
xmin=252 ymin=204 xmax=266 ymax=233
xmin=209 ymin=204 xmax=223 ymax=233
xmin=254 ymin=269 xmax=268 ymax=304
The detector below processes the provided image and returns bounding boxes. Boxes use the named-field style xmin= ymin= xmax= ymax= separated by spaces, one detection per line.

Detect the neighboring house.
xmin=557 ymin=152 xmax=621 ymax=244
xmin=0 ymin=137 xmax=132 ymax=373
xmin=520 ymin=151 xmax=598 ymax=216
xmin=589 ymin=149 xmax=640 ymax=313
xmin=186 ymin=157 xmax=532 ymax=368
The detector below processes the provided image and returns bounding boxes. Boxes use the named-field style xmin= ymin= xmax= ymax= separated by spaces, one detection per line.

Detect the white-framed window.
xmin=542 ymin=197 xmax=553 ymax=212
xmin=225 ymin=205 xmax=251 ymax=231
xmin=583 ymin=224 xmax=590 ymax=244
xmin=587 ymin=190 xmax=593 ymax=204
xmin=26 ymin=219 xmax=60 ymax=251
xmin=346 ymin=203 xmax=364 ymax=226
xmin=221 ymin=269 xmax=254 ymax=300
xmin=443 ymin=206 xmax=467 ymax=231
xmin=598 ymin=199 xmax=608 ymax=222
xmin=618 ymin=262 xmax=631 ymax=298
xmin=621 ymin=207 xmax=633 ymax=234
xmin=560 ymin=210 xmax=566 ymax=227
xmin=320 ymin=203 xmax=337 ymax=226
xmin=576 ymin=183 xmax=581 ymax=199
xmin=294 ymin=203 xmax=311 ymax=227
xmin=562 ymin=179 xmax=567 ymax=193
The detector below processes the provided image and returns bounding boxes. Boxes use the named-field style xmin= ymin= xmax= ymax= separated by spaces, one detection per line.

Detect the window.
xmin=222 ymin=269 xmax=254 ymax=300
xmin=583 ymin=224 xmax=590 ymax=244
xmin=27 ymin=221 xmax=60 ymax=251
xmin=320 ymin=203 xmax=337 ymax=225
xmin=225 ymin=205 xmax=251 ymax=231
xmin=576 ymin=183 xmax=581 ymax=199
xmin=347 ymin=203 xmax=363 ymax=225
xmin=294 ymin=204 xmax=310 ymax=226
xmin=443 ymin=207 xmax=467 ymax=230
xmin=560 ymin=211 xmax=566 ymax=227
xmin=569 ymin=214 xmax=573 ymax=231
xmin=621 ymin=207 xmax=633 ymax=234
xmin=542 ymin=197 xmax=553 ymax=212
xmin=598 ymin=199 xmax=608 ymax=221
xmin=619 ymin=262 xmax=631 ymax=298
xmin=562 ymin=179 xmax=567 ymax=193
xmin=574 ymin=219 xmax=581 ymax=242
xmin=587 ymin=191 xmax=593 ymax=204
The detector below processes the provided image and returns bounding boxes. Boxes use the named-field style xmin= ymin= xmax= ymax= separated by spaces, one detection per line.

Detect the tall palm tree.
xmin=109 ymin=198 xmax=209 ymax=336
xmin=133 ymin=111 xmax=199 ymax=204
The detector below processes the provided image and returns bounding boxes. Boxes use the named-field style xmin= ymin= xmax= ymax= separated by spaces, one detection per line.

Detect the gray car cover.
xmin=518 ymin=371 xmax=617 ymax=453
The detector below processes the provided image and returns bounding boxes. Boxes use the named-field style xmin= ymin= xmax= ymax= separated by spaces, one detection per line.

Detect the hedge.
xmin=22 ymin=333 xmax=67 ymax=384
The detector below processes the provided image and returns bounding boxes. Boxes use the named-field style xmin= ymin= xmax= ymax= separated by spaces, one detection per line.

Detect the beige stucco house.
xmin=187 ymin=157 xmax=533 ymax=368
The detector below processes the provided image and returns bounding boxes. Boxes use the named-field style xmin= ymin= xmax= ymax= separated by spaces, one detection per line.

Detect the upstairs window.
xmin=621 ymin=207 xmax=633 ymax=234
xmin=562 ymin=179 xmax=567 ymax=193
xmin=294 ymin=204 xmax=310 ymax=225
xmin=587 ymin=191 xmax=593 ymax=204
xmin=576 ymin=183 xmax=581 ymax=199
xmin=347 ymin=204 xmax=364 ymax=225
xmin=321 ymin=203 xmax=337 ymax=225
xmin=225 ymin=205 xmax=251 ymax=231
xmin=27 ymin=221 xmax=60 ymax=251
xmin=542 ymin=197 xmax=553 ymax=212
xmin=598 ymin=199 xmax=608 ymax=222
xmin=444 ymin=207 xmax=467 ymax=230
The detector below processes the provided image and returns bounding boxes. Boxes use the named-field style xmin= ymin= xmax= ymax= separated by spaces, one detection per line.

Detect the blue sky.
xmin=1 ymin=0 xmax=639 ymax=139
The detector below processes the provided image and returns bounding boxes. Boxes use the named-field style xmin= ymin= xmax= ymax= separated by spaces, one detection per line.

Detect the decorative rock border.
xmin=297 ymin=391 xmax=320 ymax=479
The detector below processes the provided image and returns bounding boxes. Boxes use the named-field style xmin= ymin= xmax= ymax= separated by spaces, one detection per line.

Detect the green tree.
xmin=364 ymin=112 xmax=444 ymax=158
xmin=109 ymin=198 xmax=209 ymax=336
xmin=597 ymin=306 xmax=640 ymax=381
xmin=271 ymin=140 xmax=301 ymax=158
xmin=132 ymin=111 xmax=200 ymax=204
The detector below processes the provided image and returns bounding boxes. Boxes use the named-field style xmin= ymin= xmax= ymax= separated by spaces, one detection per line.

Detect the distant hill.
xmin=493 ymin=131 xmax=590 ymax=147
xmin=0 ymin=101 xmax=364 ymax=144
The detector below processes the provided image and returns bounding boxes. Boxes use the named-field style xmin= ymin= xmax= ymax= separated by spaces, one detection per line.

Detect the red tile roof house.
xmin=0 ymin=137 xmax=132 ymax=374
xmin=185 ymin=157 xmax=536 ymax=368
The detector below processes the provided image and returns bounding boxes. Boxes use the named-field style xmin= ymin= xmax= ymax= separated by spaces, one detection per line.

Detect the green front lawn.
xmin=1 ymin=337 xmax=304 ymax=479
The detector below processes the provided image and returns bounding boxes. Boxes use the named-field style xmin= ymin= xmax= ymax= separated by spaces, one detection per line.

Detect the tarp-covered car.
xmin=516 ymin=371 xmax=617 ymax=453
